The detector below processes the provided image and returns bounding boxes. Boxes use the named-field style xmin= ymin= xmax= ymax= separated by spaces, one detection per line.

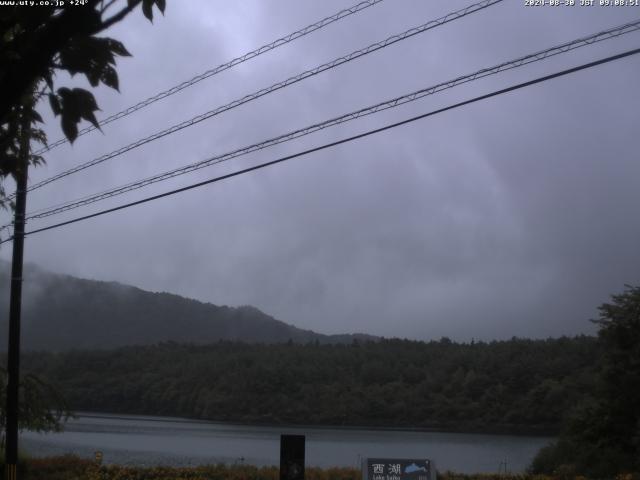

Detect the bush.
xmin=0 ymin=456 xmax=361 ymax=480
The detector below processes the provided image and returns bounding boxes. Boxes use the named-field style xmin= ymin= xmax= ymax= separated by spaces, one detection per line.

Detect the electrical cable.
xmin=33 ymin=0 xmax=386 ymax=155
xmin=16 ymin=0 xmax=503 ymax=198
xmin=1 ymin=46 xmax=636 ymax=245
xmin=18 ymin=19 xmax=640 ymax=223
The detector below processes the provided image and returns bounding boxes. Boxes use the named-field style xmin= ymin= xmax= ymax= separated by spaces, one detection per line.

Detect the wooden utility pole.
xmin=4 ymin=110 xmax=30 ymax=480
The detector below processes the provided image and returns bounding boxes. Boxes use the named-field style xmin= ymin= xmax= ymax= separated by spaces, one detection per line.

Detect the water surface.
xmin=22 ymin=413 xmax=552 ymax=473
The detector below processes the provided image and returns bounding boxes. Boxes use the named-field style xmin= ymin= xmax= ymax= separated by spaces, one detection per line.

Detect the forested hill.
xmin=22 ymin=337 xmax=598 ymax=434
xmin=0 ymin=262 xmax=374 ymax=350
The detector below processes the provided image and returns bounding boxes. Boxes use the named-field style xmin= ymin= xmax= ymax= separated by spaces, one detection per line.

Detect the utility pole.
xmin=4 ymin=109 xmax=30 ymax=480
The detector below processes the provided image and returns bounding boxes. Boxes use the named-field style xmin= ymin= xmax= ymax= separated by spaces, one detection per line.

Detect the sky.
xmin=1 ymin=0 xmax=639 ymax=341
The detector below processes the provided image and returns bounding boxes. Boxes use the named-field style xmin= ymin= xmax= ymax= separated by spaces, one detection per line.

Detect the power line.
xmin=2 ymin=46 xmax=637 ymax=245
xmin=33 ymin=0 xmax=386 ymax=156
xmin=19 ymin=19 xmax=640 ymax=223
xmin=18 ymin=0 xmax=503 ymax=197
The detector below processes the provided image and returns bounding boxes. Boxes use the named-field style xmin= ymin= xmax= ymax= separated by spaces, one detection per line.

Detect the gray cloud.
xmin=1 ymin=0 xmax=638 ymax=340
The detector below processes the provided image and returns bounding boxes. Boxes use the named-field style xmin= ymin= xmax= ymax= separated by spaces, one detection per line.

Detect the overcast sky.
xmin=1 ymin=0 xmax=639 ymax=341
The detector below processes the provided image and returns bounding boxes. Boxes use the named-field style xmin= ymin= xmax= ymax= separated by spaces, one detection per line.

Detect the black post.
xmin=280 ymin=434 xmax=305 ymax=480
xmin=4 ymin=113 xmax=30 ymax=480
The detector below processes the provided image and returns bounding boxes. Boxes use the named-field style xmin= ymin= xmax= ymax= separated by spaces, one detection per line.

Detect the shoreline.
xmin=73 ymin=410 xmax=557 ymax=438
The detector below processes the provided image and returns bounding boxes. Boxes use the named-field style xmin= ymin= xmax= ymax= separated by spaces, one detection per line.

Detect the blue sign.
xmin=364 ymin=458 xmax=435 ymax=480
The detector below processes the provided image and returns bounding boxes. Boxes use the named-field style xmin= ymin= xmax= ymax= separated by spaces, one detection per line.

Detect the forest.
xmin=20 ymin=336 xmax=598 ymax=434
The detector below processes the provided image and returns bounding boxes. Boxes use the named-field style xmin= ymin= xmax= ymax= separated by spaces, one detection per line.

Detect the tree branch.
xmin=101 ymin=0 xmax=143 ymax=30
xmin=100 ymin=0 xmax=120 ymax=15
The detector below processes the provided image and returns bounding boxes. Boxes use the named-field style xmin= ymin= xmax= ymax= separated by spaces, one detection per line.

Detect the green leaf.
xmin=48 ymin=94 xmax=61 ymax=116
xmin=56 ymin=87 xmax=72 ymax=99
xmin=29 ymin=128 xmax=48 ymax=147
xmin=72 ymin=88 xmax=99 ymax=113
xmin=80 ymin=108 xmax=100 ymax=131
xmin=85 ymin=68 xmax=101 ymax=87
xmin=57 ymin=87 xmax=102 ymax=142
xmin=71 ymin=88 xmax=101 ymax=130
xmin=59 ymin=36 xmax=118 ymax=86
xmin=106 ymin=38 xmax=131 ymax=57
xmin=57 ymin=36 xmax=130 ymax=92
xmin=101 ymin=65 xmax=119 ymax=91
xmin=29 ymin=109 xmax=43 ymax=123
xmin=142 ymin=0 xmax=153 ymax=22
xmin=155 ymin=0 xmax=166 ymax=14
xmin=61 ymin=114 xmax=78 ymax=143
xmin=56 ymin=87 xmax=78 ymax=119
xmin=29 ymin=154 xmax=45 ymax=167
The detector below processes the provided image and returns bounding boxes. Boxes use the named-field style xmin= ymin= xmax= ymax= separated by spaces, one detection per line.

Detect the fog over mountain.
xmin=0 ymin=262 xmax=375 ymax=351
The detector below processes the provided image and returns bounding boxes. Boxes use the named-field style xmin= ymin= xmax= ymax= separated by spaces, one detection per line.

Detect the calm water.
xmin=22 ymin=413 xmax=552 ymax=473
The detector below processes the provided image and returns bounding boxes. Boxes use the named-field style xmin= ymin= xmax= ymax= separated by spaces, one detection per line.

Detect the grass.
xmin=0 ymin=456 xmax=638 ymax=480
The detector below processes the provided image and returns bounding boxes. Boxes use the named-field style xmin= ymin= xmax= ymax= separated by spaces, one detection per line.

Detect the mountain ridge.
xmin=0 ymin=261 xmax=377 ymax=351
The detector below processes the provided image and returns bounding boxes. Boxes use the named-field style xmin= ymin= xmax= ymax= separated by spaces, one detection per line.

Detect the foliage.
xmin=530 ymin=286 xmax=640 ymax=477
xmin=0 ymin=0 xmax=166 ymax=208
xmin=0 ymin=98 xmax=46 ymax=211
xmin=0 ymin=455 xmax=360 ymax=480
xmin=593 ymin=285 xmax=640 ymax=452
xmin=21 ymin=336 xmax=599 ymax=434
xmin=5 ymin=455 xmax=640 ymax=480
xmin=0 ymin=365 xmax=73 ymax=451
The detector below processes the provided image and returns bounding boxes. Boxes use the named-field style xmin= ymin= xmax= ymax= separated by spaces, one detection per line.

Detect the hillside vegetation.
xmin=21 ymin=336 xmax=597 ymax=434
xmin=0 ymin=263 xmax=373 ymax=350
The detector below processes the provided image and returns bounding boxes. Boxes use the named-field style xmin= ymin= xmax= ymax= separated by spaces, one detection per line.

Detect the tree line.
xmin=18 ymin=335 xmax=598 ymax=435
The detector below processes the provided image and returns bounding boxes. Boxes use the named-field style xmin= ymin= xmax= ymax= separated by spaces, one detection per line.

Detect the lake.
xmin=21 ymin=413 xmax=552 ymax=473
